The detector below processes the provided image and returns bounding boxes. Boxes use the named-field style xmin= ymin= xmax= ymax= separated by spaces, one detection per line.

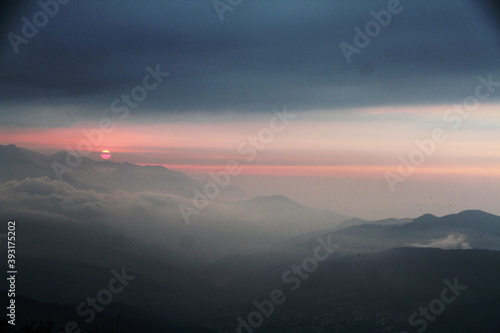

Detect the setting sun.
xmin=101 ymin=149 xmax=111 ymax=159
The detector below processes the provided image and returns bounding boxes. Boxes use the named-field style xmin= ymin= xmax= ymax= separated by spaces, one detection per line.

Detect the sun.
xmin=101 ymin=149 xmax=111 ymax=160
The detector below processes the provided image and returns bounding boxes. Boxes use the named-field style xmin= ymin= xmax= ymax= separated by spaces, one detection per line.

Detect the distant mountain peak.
xmin=411 ymin=210 xmax=500 ymax=229
xmin=0 ymin=144 xmax=21 ymax=153
xmin=50 ymin=150 xmax=68 ymax=158
xmin=413 ymin=213 xmax=439 ymax=223
xmin=455 ymin=209 xmax=497 ymax=218
xmin=247 ymin=195 xmax=298 ymax=205
xmin=143 ymin=164 xmax=167 ymax=170
xmin=0 ymin=143 xmax=19 ymax=149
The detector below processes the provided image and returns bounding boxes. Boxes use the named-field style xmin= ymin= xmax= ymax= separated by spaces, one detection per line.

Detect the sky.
xmin=1 ymin=0 xmax=499 ymax=219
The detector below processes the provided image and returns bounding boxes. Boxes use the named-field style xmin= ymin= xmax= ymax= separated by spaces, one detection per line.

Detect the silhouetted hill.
xmin=292 ymin=210 xmax=500 ymax=254
xmin=233 ymin=195 xmax=348 ymax=236
xmin=0 ymin=144 xmax=109 ymax=192
xmin=0 ymin=293 xmax=217 ymax=332
xmin=333 ymin=216 xmax=412 ymax=231
xmin=211 ymin=247 xmax=500 ymax=332
xmin=0 ymin=144 xmax=200 ymax=197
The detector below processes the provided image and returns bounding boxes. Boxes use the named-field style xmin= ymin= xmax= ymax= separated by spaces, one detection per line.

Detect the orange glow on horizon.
xmin=2 ymin=103 xmax=500 ymax=181
xmin=135 ymin=163 xmax=500 ymax=178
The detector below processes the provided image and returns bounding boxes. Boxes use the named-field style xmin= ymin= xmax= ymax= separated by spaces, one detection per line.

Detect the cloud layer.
xmin=411 ymin=233 xmax=472 ymax=250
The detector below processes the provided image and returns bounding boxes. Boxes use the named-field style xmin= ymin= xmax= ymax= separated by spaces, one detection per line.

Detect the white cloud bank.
xmin=411 ymin=234 xmax=472 ymax=250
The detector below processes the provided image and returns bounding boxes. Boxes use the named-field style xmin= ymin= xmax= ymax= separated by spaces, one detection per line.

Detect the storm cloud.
xmin=1 ymin=0 xmax=499 ymax=125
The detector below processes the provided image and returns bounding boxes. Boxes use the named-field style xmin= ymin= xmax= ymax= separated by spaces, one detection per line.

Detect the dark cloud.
xmin=0 ymin=0 xmax=499 ymax=123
